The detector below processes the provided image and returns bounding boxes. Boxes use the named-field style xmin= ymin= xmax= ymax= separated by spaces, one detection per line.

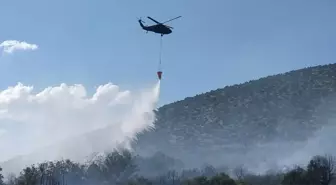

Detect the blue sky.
xmin=0 ymin=0 xmax=335 ymax=106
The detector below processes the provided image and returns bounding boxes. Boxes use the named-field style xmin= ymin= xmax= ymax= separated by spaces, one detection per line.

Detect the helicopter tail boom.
xmin=138 ymin=19 xmax=146 ymax=28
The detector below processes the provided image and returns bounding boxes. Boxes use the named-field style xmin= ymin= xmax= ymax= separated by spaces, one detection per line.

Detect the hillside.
xmin=133 ymin=63 xmax=336 ymax=169
xmin=2 ymin=63 xmax=336 ymax=174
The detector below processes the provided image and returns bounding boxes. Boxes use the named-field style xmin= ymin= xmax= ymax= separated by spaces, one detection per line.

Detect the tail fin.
xmin=138 ymin=20 xmax=145 ymax=28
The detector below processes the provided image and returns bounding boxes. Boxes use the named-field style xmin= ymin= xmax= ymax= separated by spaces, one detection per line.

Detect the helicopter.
xmin=138 ymin=16 xmax=182 ymax=36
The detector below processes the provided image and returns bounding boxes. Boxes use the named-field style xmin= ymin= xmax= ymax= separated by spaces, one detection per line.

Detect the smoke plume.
xmin=0 ymin=81 xmax=161 ymax=174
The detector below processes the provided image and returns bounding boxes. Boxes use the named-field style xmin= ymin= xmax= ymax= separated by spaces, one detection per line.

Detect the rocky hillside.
xmin=133 ymin=63 xmax=336 ymax=169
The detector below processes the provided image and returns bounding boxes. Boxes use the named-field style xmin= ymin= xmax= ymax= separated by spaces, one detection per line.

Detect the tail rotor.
xmin=137 ymin=17 xmax=145 ymax=24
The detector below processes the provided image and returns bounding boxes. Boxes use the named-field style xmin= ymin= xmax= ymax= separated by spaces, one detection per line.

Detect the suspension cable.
xmin=158 ymin=36 xmax=163 ymax=71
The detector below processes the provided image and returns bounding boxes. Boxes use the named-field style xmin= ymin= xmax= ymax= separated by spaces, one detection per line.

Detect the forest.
xmin=0 ymin=150 xmax=335 ymax=185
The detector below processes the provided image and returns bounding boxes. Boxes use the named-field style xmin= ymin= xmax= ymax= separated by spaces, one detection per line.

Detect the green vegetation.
xmin=0 ymin=167 xmax=4 ymax=185
xmin=4 ymin=64 xmax=336 ymax=185
xmin=133 ymin=63 xmax=336 ymax=169
xmin=136 ymin=63 xmax=336 ymax=150
xmin=1 ymin=150 xmax=336 ymax=185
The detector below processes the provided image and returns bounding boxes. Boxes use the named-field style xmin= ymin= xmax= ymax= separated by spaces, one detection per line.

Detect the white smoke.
xmin=0 ymin=81 xmax=160 ymax=174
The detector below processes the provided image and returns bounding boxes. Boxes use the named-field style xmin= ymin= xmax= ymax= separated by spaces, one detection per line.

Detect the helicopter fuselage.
xmin=139 ymin=21 xmax=172 ymax=35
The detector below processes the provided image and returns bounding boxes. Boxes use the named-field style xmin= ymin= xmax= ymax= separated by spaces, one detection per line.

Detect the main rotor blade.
xmin=147 ymin=16 xmax=161 ymax=24
xmin=162 ymin=16 xmax=182 ymax=24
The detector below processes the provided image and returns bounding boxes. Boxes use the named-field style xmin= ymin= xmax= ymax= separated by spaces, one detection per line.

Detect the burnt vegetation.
xmin=1 ymin=151 xmax=336 ymax=185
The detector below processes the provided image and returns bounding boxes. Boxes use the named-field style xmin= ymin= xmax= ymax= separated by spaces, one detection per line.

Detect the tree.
xmin=16 ymin=165 xmax=40 ymax=185
xmin=307 ymin=154 xmax=336 ymax=185
xmin=180 ymin=168 xmax=201 ymax=179
xmin=201 ymin=165 xmax=217 ymax=178
xmin=192 ymin=176 xmax=208 ymax=185
xmin=209 ymin=173 xmax=236 ymax=185
xmin=0 ymin=166 xmax=4 ymax=185
xmin=281 ymin=166 xmax=307 ymax=185
xmin=166 ymin=170 xmax=180 ymax=185
xmin=102 ymin=150 xmax=138 ymax=184
xmin=128 ymin=176 xmax=152 ymax=185
xmin=87 ymin=162 xmax=103 ymax=184
xmin=233 ymin=165 xmax=248 ymax=182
